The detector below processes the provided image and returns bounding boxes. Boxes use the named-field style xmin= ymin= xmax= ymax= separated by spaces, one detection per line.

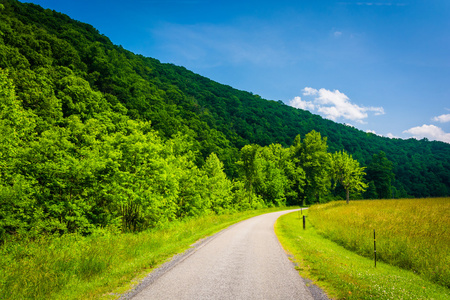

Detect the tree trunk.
xmin=346 ymin=189 xmax=350 ymax=204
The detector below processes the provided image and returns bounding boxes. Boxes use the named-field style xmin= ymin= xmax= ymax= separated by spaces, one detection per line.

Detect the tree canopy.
xmin=331 ymin=150 xmax=368 ymax=203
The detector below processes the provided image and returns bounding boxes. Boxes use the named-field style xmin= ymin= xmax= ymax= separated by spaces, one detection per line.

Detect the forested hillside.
xmin=0 ymin=0 xmax=449 ymax=240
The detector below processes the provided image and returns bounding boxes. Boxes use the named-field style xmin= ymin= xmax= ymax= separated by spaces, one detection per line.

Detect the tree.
xmin=330 ymin=150 xmax=368 ymax=204
xmin=286 ymin=135 xmax=306 ymax=206
xmin=294 ymin=131 xmax=331 ymax=205
xmin=236 ymin=144 xmax=263 ymax=206
xmin=202 ymin=152 xmax=233 ymax=213
xmin=255 ymin=144 xmax=289 ymax=206
xmin=364 ymin=181 xmax=378 ymax=199
xmin=0 ymin=69 xmax=37 ymax=240
xmin=365 ymin=151 xmax=395 ymax=199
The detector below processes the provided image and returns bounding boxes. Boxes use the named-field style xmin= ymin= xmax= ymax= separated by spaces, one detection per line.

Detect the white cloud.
xmin=386 ymin=133 xmax=400 ymax=139
xmin=315 ymin=88 xmax=368 ymax=122
xmin=365 ymin=131 xmax=400 ymax=139
xmin=403 ymin=124 xmax=450 ymax=143
xmin=302 ymin=87 xmax=318 ymax=96
xmin=334 ymin=31 xmax=343 ymax=38
xmin=289 ymin=96 xmax=315 ymax=110
xmin=365 ymin=131 xmax=401 ymax=139
xmin=367 ymin=106 xmax=385 ymax=116
xmin=432 ymin=113 xmax=450 ymax=123
xmin=291 ymin=87 xmax=385 ymax=123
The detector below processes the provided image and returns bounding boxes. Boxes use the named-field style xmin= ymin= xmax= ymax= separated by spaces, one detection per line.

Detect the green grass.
xmin=275 ymin=209 xmax=450 ymax=300
xmin=0 ymin=207 xmax=290 ymax=300
xmin=308 ymin=199 xmax=450 ymax=288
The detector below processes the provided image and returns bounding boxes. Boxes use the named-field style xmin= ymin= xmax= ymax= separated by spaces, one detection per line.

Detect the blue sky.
xmin=26 ymin=0 xmax=450 ymax=143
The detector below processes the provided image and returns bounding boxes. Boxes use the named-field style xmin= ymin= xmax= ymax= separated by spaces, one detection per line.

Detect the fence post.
xmin=303 ymin=215 xmax=306 ymax=230
xmin=374 ymin=229 xmax=377 ymax=268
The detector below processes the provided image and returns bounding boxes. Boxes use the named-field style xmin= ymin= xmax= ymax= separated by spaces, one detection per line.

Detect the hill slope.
xmin=1 ymin=0 xmax=449 ymax=200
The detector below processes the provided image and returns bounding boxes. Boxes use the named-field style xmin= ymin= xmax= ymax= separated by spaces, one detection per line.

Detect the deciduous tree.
xmin=293 ymin=131 xmax=331 ymax=205
xmin=330 ymin=150 xmax=367 ymax=204
xmin=366 ymin=151 xmax=394 ymax=199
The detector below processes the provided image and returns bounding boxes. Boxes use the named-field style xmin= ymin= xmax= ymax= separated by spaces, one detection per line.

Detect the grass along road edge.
xmin=275 ymin=210 xmax=450 ymax=300
xmin=0 ymin=206 xmax=291 ymax=300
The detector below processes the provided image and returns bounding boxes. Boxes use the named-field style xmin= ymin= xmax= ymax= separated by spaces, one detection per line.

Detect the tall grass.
xmin=0 ymin=207 xmax=288 ymax=299
xmin=308 ymin=198 xmax=450 ymax=288
xmin=276 ymin=210 xmax=450 ymax=300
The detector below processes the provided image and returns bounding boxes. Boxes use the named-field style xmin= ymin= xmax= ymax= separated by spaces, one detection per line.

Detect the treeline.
xmin=2 ymin=0 xmax=449 ymax=198
xmin=0 ymin=64 xmax=385 ymax=241
xmin=1 ymin=0 xmax=449 ymax=198
xmin=1 ymin=66 xmax=244 ymax=240
xmin=0 ymin=66 xmax=373 ymax=241
xmin=0 ymin=0 xmax=449 ymax=241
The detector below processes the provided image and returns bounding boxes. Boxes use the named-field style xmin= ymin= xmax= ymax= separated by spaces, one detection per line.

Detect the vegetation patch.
xmin=0 ymin=207 xmax=287 ymax=300
xmin=275 ymin=207 xmax=450 ymax=299
xmin=308 ymin=199 xmax=450 ymax=288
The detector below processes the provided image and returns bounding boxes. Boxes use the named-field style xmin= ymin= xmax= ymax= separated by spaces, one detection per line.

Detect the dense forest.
xmin=0 ymin=0 xmax=449 ymax=241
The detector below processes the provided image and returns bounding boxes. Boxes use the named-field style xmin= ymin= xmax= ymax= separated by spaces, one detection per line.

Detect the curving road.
xmin=127 ymin=209 xmax=314 ymax=300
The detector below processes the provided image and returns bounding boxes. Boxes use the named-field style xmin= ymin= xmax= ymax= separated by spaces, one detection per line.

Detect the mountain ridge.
xmin=1 ymin=0 xmax=449 ymax=199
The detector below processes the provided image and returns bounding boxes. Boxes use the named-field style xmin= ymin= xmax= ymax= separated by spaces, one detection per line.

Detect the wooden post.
xmin=303 ymin=215 xmax=306 ymax=230
xmin=374 ymin=229 xmax=377 ymax=268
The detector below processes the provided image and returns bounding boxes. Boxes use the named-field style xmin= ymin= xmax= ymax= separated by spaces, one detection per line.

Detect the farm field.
xmin=307 ymin=198 xmax=450 ymax=288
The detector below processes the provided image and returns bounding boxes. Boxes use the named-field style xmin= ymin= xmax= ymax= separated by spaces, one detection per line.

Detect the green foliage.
xmin=292 ymin=131 xmax=331 ymax=205
xmin=0 ymin=0 xmax=449 ymax=245
xmin=364 ymin=180 xmax=378 ymax=199
xmin=0 ymin=0 xmax=445 ymax=200
xmin=365 ymin=151 xmax=395 ymax=199
xmin=237 ymin=144 xmax=262 ymax=205
xmin=255 ymin=144 xmax=290 ymax=206
xmin=236 ymin=143 xmax=293 ymax=208
xmin=0 ymin=69 xmax=37 ymax=239
xmin=0 ymin=207 xmax=288 ymax=300
xmin=330 ymin=150 xmax=368 ymax=203
xmin=202 ymin=153 xmax=233 ymax=213
xmin=0 ymin=66 xmax=244 ymax=240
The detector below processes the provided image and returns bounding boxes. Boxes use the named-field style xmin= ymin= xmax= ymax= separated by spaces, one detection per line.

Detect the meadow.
xmin=308 ymin=198 xmax=450 ymax=288
xmin=276 ymin=208 xmax=450 ymax=299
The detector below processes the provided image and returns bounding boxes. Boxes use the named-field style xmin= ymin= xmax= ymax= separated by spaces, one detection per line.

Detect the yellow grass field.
xmin=308 ymin=198 xmax=450 ymax=288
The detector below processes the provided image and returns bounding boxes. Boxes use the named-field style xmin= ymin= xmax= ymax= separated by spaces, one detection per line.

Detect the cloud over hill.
xmin=289 ymin=87 xmax=384 ymax=124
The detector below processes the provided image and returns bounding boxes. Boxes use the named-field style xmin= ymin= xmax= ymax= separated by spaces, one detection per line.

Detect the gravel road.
xmin=124 ymin=209 xmax=318 ymax=300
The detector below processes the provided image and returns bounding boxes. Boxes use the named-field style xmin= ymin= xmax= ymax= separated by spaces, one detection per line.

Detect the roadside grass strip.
xmin=0 ymin=207 xmax=289 ymax=300
xmin=275 ymin=210 xmax=450 ymax=300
